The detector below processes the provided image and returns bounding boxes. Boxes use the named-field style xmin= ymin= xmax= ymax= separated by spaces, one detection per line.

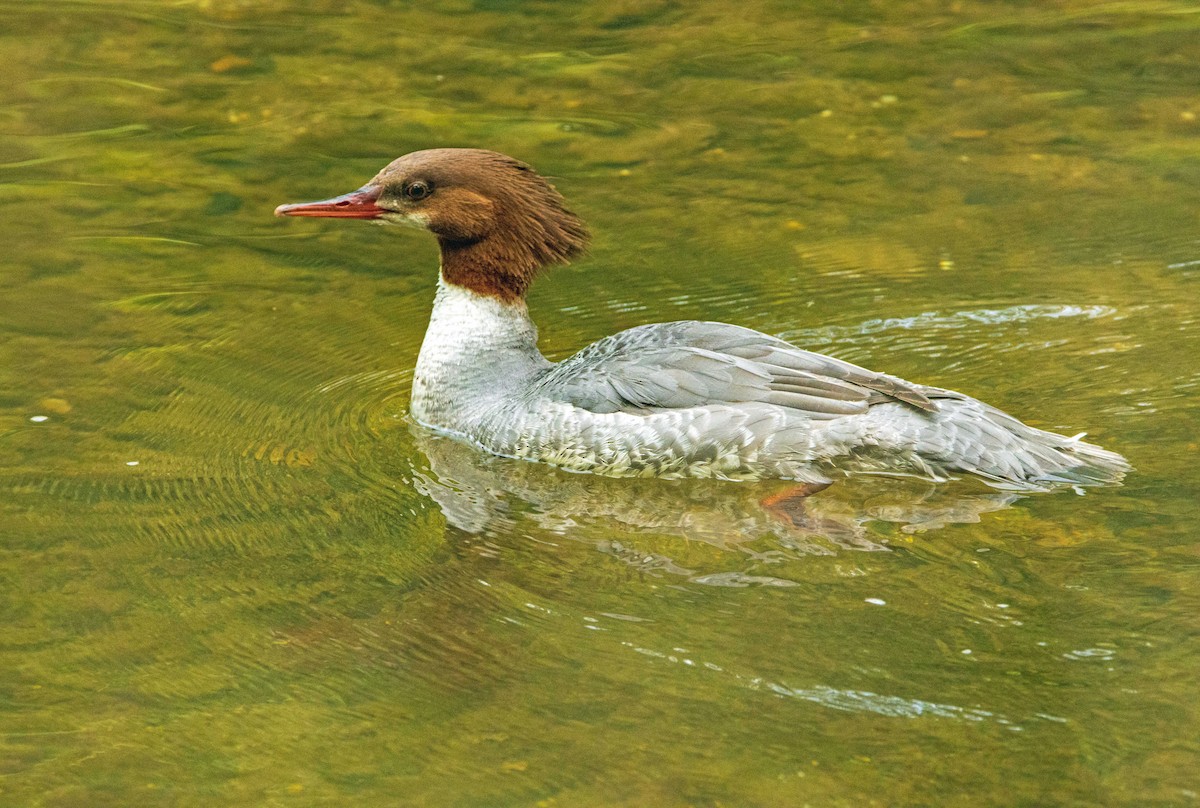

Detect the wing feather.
xmin=530 ymin=320 xmax=938 ymax=419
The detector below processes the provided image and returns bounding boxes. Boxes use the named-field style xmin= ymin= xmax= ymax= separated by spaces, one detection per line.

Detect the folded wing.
xmin=530 ymin=321 xmax=938 ymax=420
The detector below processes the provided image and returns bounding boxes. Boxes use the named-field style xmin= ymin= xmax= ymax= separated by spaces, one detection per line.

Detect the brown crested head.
xmin=275 ymin=148 xmax=589 ymax=302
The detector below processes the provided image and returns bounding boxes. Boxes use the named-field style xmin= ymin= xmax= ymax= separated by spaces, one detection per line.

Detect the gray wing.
xmin=529 ymin=321 xmax=938 ymax=420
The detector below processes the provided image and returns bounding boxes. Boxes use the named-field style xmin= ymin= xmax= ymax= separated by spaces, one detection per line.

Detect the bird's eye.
xmin=404 ymin=181 xmax=432 ymax=201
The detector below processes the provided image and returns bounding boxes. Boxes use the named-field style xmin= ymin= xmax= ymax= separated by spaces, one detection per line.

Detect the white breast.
xmin=411 ymin=279 xmax=551 ymax=430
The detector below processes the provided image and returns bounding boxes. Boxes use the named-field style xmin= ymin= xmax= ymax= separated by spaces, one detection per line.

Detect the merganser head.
xmin=275 ymin=148 xmax=589 ymax=302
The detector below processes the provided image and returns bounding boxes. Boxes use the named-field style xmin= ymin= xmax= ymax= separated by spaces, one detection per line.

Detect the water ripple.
xmin=622 ymin=640 xmax=1061 ymax=730
xmin=779 ymin=303 xmax=1120 ymax=345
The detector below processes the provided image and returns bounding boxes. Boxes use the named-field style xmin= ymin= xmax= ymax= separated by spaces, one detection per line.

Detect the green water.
xmin=2 ymin=2 xmax=1199 ymax=805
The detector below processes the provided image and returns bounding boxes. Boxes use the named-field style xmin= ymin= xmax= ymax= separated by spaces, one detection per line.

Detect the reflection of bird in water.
xmin=409 ymin=425 xmax=1022 ymax=579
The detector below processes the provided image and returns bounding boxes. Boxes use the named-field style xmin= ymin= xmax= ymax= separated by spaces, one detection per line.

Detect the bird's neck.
xmin=410 ymin=277 xmax=549 ymax=429
xmin=437 ymin=233 xmax=541 ymax=303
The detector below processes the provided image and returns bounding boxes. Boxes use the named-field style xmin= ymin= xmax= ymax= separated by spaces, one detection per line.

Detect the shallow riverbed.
xmin=2 ymin=2 xmax=1198 ymax=805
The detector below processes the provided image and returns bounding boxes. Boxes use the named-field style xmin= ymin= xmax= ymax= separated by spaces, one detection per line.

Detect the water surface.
xmin=2 ymin=2 xmax=1199 ymax=805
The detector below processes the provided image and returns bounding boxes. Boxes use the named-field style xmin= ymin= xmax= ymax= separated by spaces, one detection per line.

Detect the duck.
xmin=275 ymin=148 xmax=1129 ymax=491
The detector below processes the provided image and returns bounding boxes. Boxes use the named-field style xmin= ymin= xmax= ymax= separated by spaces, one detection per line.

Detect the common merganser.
xmin=276 ymin=148 xmax=1129 ymax=491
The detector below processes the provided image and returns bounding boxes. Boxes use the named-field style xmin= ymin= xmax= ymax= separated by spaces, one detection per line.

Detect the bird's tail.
xmin=915 ymin=397 xmax=1131 ymax=492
